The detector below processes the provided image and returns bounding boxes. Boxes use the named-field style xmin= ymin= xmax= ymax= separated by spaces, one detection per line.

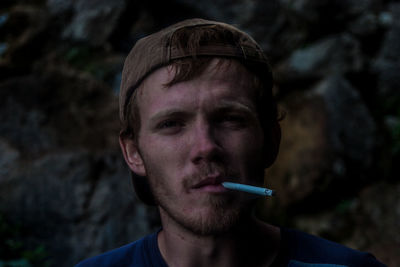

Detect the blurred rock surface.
xmin=0 ymin=0 xmax=399 ymax=266
xmin=266 ymin=74 xmax=376 ymax=210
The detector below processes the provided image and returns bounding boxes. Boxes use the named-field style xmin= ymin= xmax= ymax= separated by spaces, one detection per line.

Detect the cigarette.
xmin=222 ymin=182 xmax=275 ymax=197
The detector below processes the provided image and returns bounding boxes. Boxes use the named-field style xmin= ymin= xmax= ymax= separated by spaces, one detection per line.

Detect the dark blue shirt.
xmin=76 ymin=228 xmax=386 ymax=267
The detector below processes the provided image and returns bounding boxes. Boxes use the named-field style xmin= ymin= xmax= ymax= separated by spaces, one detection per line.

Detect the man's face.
xmin=130 ymin=59 xmax=266 ymax=235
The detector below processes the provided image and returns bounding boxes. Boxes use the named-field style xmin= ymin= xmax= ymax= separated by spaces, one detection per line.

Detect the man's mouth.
xmin=191 ymin=176 xmax=229 ymax=193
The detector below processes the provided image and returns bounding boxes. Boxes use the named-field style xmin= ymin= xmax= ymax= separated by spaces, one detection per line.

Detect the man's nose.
xmin=190 ymin=122 xmax=222 ymax=164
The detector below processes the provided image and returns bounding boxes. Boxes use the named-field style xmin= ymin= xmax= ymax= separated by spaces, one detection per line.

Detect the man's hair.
xmin=120 ymin=20 xmax=281 ymax=205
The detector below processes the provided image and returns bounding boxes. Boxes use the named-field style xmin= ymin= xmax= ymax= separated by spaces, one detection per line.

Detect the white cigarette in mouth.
xmin=222 ymin=182 xmax=275 ymax=197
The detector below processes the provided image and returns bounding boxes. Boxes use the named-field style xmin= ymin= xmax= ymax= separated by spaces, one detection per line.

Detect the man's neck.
xmin=157 ymin=211 xmax=281 ymax=267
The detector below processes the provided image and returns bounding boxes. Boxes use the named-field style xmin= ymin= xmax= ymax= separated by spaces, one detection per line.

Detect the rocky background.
xmin=0 ymin=0 xmax=399 ymax=266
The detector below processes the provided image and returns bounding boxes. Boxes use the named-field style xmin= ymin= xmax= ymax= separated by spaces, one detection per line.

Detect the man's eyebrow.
xmin=149 ymin=109 xmax=191 ymax=124
xmin=215 ymin=100 xmax=256 ymax=113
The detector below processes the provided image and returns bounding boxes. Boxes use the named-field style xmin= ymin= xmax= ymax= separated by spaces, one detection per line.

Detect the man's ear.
xmin=264 ymin=121 xmax=281 ymax=168
xmin=119 ymin=135 xmax=147 ymax=176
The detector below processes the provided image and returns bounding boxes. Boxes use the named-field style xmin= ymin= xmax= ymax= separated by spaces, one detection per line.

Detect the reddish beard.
xmin=142 ymin=154 xmax=255 ymax=236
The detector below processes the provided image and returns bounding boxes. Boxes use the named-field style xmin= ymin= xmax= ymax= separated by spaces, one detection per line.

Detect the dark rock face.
xmin=58 ymin=0 xmax=127 ymax=46
xmin=351 ymin=182 xmax=400 ymax=267
xmin=285 ymin=34 xmax=363 ymax=76
xmin=313 ymin=75 xmax=376 ymax=169
xmin=266 ymin=75 xmax=376 ymax=209
xmin=0 ymin=0 xmax=398 ymax=266
xmin=373 ymin=3 xmax=400 ymax=104
xmin=0 ymin=68 xmax=159 ymax=266
xmin=0 ymin=148 xmax=158 ymax=266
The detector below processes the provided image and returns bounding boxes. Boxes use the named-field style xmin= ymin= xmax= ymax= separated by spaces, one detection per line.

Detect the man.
xmin=76 ymin=18 xmax=386 ymax=267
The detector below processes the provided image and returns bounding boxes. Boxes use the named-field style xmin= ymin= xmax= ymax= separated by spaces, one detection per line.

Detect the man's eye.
xmin=218 ymin=115 xmax=247 ymax=127
xmin=157 ymin=120 xmax=183 ymax=129
xmin=224 ymin=115 xmax=244 ymax=122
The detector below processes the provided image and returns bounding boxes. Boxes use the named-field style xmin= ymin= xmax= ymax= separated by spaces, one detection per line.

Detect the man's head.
xmin=119 ymin=19 xmax=281 ymax=230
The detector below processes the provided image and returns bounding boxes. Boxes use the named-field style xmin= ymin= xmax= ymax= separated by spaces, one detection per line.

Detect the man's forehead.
xmin=138 ymin=58 xmax=256 ymax=95
xmin=133 ymin=58 xmax=258 ymax=117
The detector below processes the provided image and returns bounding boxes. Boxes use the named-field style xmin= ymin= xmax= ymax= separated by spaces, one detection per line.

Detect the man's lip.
xmin=192 ymin=176 xmax=224 ymax=189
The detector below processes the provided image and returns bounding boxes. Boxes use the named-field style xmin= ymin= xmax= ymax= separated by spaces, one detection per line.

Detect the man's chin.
xmin=162 ymin=198 xmax=250 ymax=236
xmin=183 ymin=208 xmax=242 ymax=236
